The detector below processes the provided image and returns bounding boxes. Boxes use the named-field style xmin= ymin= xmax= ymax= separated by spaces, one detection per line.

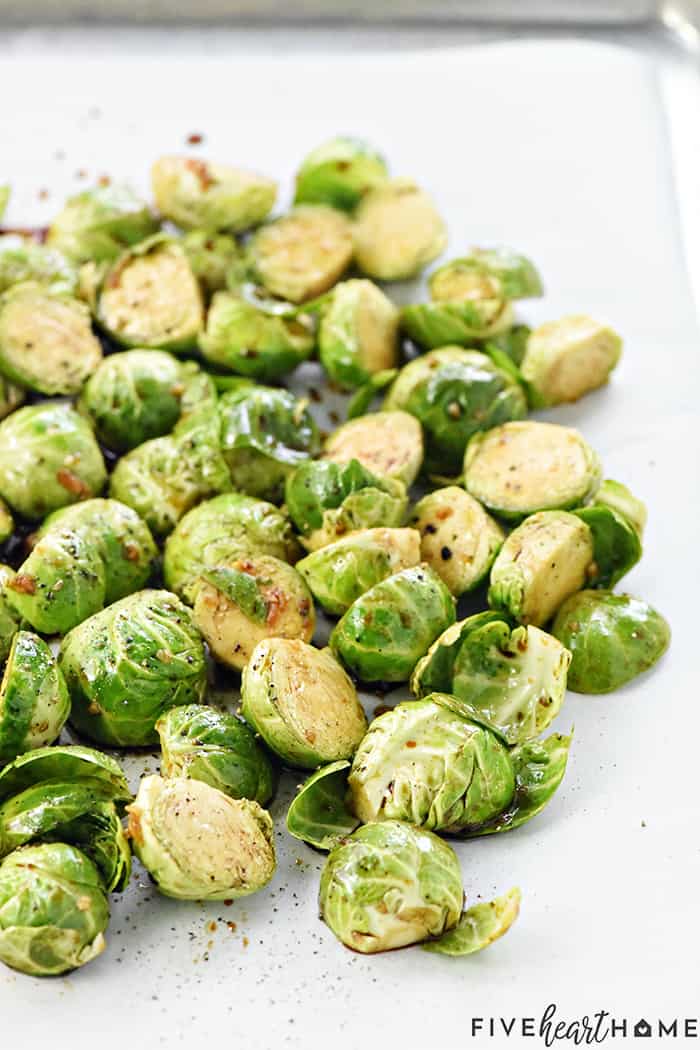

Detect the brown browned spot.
xmin=265 ymin=588 xmax=289 ymax=626
xmin=97 ymin=175 xmax=111 ymax=187
xmin=8 ymin=573 xmax=37 ymax=595
xmin=435 ymin=507 xmax=453 ymax=521
xmin=406 ymin=740 xmax=417 ymax=749
xmin=126 ymin=806 xmax=144 ymax=846
xmin=122 ymin=542 xmax=141 ymax=562
xmin=186 ymin=132 xmax=204 ymax=145
xmin=56 ymin=468 xmax=91 ymax=498
xmin=184 ymin=158 xmax=215 ymax=190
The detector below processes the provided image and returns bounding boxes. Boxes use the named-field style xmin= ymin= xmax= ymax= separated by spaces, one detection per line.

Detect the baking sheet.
xmin=1 ymin=39 xmax=698 ymax=1050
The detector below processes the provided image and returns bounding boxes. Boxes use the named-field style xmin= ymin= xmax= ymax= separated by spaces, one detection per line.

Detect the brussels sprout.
xmin=157 ymin=704 xmax=274 ymax=805
xmin=430 ymin=249 xmax=542 ymax=304
xmin=163 ymin=492 xmax=298 ymax=602
xmin=521 ymin=315 xmax=622 ymax=407
xmin=199 ymin=292 xmax=314 ymax=380
xmin=384 ymin=348 xmax=527 ymax=475
xmin=0 ymin=744 xmax=131 ymax=804
xmin=319 ymin=820 xmax=463 ymax=954
xmin=0 ymin=632 xmax=70 ymax=766
xmin=151 ymin=156 xmax=276 ymax=233
xmin=285 ymin=459 xmax=409 ymax=552
xmin=192 ymin=554 xmax=315 ymax=672
xmin=249 ymin=206 xmax=353 ymax=303
xmin=286 ymin=761 xmax=359 ymax=850
xmin=127 ymin=775 xmax=275 ymax=900
xmin=464 ymin=421 xmax=602 ymax=520
xmin=241 ymin=639 xmax=368 ymax=768
xmin=0 ymin=235 xmax=78 ymax=296
xmin=217 ymin=385 xmax=319 ymax=503
xmin=329 ymin=566 xmax=455 ymax=683
xmin=297 ymin=527 xmax=421 ymax=616
xmin=488 ymin=511 xmax=594 ymax=627
xmin=593 ymin=478 xmax=646 ymax=539
xmin=97 ymin=236 xmax=204 ymax=351
xmin=294 ymin=137 xmax=388 ymax=211
xmin=423 ymin=887 xmax=521 ymax=957
xmin=180 ymin=230 xmax=240 ymax=296
xmin=409 ymin=487 xmax=504 ymax=596
xmin=0 ymin=566 xmax=19 ymax=664
xmin=47 ymin=183 xmax=158 ymax=265
xmin=400 ymin=299 xmax=514 ymax=351
xmin=552 ymin=590 xmax=670 ymax=694
xmin=0 ymin=843 xmax=109 ymax=976
xmin=322 ymin=411 xmax=423 ymax=487
xmin=319 ymin=279 xmax=399 ymax=390
xmin=6 ymin=498 xmax=157 ymax=635
xmin=60 ymin=590 xmax=207 ymax=747
xmin=353 ymin=178 xmax=447 ymax=281
xmin=0 ymin=402 xmax=106 ymax=519
xmin=410 ymin=612 xmax=571 ymax=745
xmin=0 ymin=375 xmax=25 ymax=421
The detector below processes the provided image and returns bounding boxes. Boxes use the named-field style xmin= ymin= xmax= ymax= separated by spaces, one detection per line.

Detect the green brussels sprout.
xmin=410 ymin=612 xmax=571 ymax=745
xmin=423 ymin=887 xmax=521 ymax=957
xmin=593 ymin=478 xmax=646 ymax=538
xmin=329 ymin=566 xmax=456 ymax=683
xmin=318 ymin=279 xmax=399 ymax=390
xmin=384 ymin=348 xmax=527 ymax=475
xmin=127 ymin=775 xmax=275 ymax=900
xmin=6 ymin=498 xmax=157 ymax=635
xmin=163 ymin=492 xmax=298 ymax=602
xmin=241 ymin=639 xmax=368 ymax=768
xmin=0 ymin=566 xmax=19 ymax=664
xmin=400 ymin=299 xmax=514 ymax=350
xmin=409 ymin=487 xmax=504 ymax=596
xmin=97 ymin=236 xmax=204 ymax=351
xmin=552 ymin=590 xmax=670 ymax=694
xmin=180 ymin=230 xmax=240 ymax=296
xmin=199 ymin=292 xmax=314 ymax=380
xmin=319 ymin=820 xmax=463 ymax=954
xmin=249 ymin=206 xmax=353 ymax=303
xmin=217 ymin=385 xmax=319 ymax=503
xmin=0 ymin=744 xmax=131 ymax=804
xmin=322 ymin=410 xmax=423 ymax=487
xmin=0 ymin=632 xmax=70 ymax=766
xmin=297 ymin=527 xmax=421 ymax=615
xmin=353 ymin=178 xmax=447 ymax=281
xmin=0 ymin=235 xmax=78 ymax=296
xmin=294 ymin=137 xmax=388 ymax=211
xmin=0 ymin=499 xmax=12 ymax=544
xmin=192 ymin=553 xmax=315 ymax=672
xmin=151 ymin=156 xmax=276 ymax=233
xmin=47 ymin=183 xmax=158 ymax=265
xmin=286 ymin=760 xmax=359 ymax=850
xmin=0 ymin=843 xmax=109 ymax=976
xmin=0 ymin=282 xmax=102 ymax=396
xmin=60 ymin=589 xmax=207 ymax=747
xmin=430 ymin=248 xmax=543 ymax=303
xmin=157 ymin=704 xmax=274 ymax=805
xmin=520 ymin=315 xmax=622 ymax=407
xmin=488 ymin=510 xmax=595 ymax=627
xmin=464 ymin=421 xmax=602 ymax=520
xmin=0 ymin=375 xmax=25 ymax=421
xmin=0 ymin=402 xmax=106 ymax=519
xmin=285 ymin=459 xmax=409 ymax=552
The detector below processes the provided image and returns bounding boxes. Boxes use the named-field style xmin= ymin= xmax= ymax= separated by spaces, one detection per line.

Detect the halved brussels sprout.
xmin=297 ymin=527 xmax=421 ymax=615
xmin=0 ymin=744 xmax=131 ymax=804
xmin=127 ymin=775 xmax=275 ymax=900
xmin=552 ymin=590 xmax=670 ymax=694
xmin=286 ymin=761 xmax=359 ymax=850
xmin=384 ymin=348 xmax=527 ymax=475
xmin=47 ymin=183 xmax=158 ymax=264
xmin=192 ymin=554 xmax=315 ymax=672
xmin=322 ymin=410 xmax=423 ymax=487
xmin=0 ymin=402 xmax=106 ymax=519
xmin=250 ymin=206 xmax=353 ymax=303
xmin=199 ymin=293 xmax=314 ymax=380
xmin=422 ymin=887 xmax=521 ymax=957
xmin=430 ymin=249 xmax=543 ymax=303
xmin=319 ymin=279 xmax=399 ymax=390
xmin=410 ymin=612 xmax=571 ymax=745
xmin=319 ymin=820 xmax=463 ymax=954
xmin=353 ymin=178 xmax=446 ymax=281
xmin=285 ymin=459 xmax=409 ymax=552
xmin=0 ymin=566 xmax=19 ymax=664
xmin=521 ymin=315 xmax=622 ymax=407
xmin=151 ymin=156 xmax=276 ymax=233
xmin=0 ymin=843 xmax=109 ymax=976
xmin=180 ymin=230 xmax=240 ymax=296
xmin=241 ymin=639 xmax=367 ymax=768
xmin=157 ymin=704 xmax=274 ymax=805
xmin=0 ymin=632 xmax=70 ymax=766
xmin=409 ymin=487 xmax=504 ymax=596
xmin=0 ymin=235 xmax=78 ymax=296
xmin=217 ymin=386 xmax=319 ymax=503
xmin=294 ymin=137 xmax=388 ymax=211
xmin=329 ymin=566 xmax=455 ymax=683
xmin=97 ymin=236 xmax=204 ymax=350
xmin=488 ymin=510 xmax=594 ymax=627
xmin=60 ymin=589 xmax=207 ymax=747
xmin=401 ymin=300 xmax=514 ymax=351
xmin=464 ymin=421 xmax=602 ymax=520
xmin=0 ymin=375 xmax=25 ymax=421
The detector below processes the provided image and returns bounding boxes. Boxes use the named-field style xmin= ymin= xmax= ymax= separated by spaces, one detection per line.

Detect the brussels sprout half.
xmin=429 ymin=248 xmax=543 ymax=303
xmin=0 ymin=632 xmax=70 ymax=766
xmin=400 ymin=299 xmax=514 ymax=351
xmin=319 ymin=279 xmax=399 ymax=390
xmin=353 ymin=178 xmax=447 ymax=281
xmin=241 ymin=639 xmax=368 ymax=769
xmin=410 ymin=612 xmax=571 ymax=745
xmin=286 ymin=761 xmax=359 ymax=850
xmin=0 ymin=744 xmax=131 ymax=805
xmin=552 ymin=590 xmax=670 ymax=694
xmin=151 ymin=156 xmax=276 ymax=233
xmin=47 ymin=183 xmax=158 ymax=265
xmin=0 ymin=843 xmax=109 ymax=976
xmin=322 ymin=411 xmax=423 ymax=487
xmin=0 ymin=402 xmax=106 ymax=520
xmin=0 ymin=566 xmax=19 ymax=664
xmin=329 ymin=566 xmax=456 ymax=684
xmin=127 ymin=775 xmax=275 ymax=901
xmin=0 ymin=235 xmax=78 ymax=297
xmin=521 ymin=315 xmax=622 ymax=407
xmin=250 ymin=206 xmax=353 ymax=304
xmin=423 ymin=887 xmax=521 ymax=957
xmin=180 ymin=230 xmax=240 ymax=296
xmin=294 ymin=137 xmax=388 ymax=211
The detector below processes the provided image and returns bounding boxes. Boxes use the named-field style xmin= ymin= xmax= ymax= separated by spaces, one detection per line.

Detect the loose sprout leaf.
xmin=200 ymin=566 xmax=269 ymax=625
xmin=0 ymin=745 xmax=131 ymax=804
xmin=423 ymin=887 xmax=521 ymax=956
xmin=43 ymin=800 xmax=132 ymax=893
xmin=286 ymin=761 xmax=358 ymax=850
xmin=347 ymin=369 xmax=398 ymax=420
xmin=573 ymin=504 xmax=641 ymax=589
